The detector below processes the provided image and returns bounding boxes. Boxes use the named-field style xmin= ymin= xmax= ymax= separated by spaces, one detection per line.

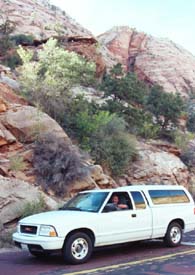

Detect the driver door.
xmin=95 ymin=191 xmax=152 ymax=246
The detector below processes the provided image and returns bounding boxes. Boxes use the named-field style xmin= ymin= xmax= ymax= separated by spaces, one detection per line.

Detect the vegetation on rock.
xmin=17 ymin=38 xmax=96 ymax=121
xmin=146 ymin=85 xmax=185 ymax=131
xmin=33 ymin=134 xmax=89 ymax=196
xmin=101 ymin=64 xmax=185 ymax=139
xmin=0 ymin=13 xmax=15 ymax=54
xmin=8 ymin=34 xmax=189 ymax=183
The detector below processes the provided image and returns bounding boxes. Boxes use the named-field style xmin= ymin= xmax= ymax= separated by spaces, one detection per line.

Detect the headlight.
xmin=39 ymin=225 xmax=57 ymax=237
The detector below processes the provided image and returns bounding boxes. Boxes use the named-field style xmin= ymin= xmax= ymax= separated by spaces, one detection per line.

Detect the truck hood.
xmin=20 ymin=210 xmax=96 ymax=226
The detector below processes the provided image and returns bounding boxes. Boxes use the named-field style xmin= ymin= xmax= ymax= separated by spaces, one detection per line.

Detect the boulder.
xmin=0 ymin=105 xmax=69 ymax=143
xmin=125 ymin=141 xmax=189 ymax=188
xmin=0 ymin=176 xmax=61 ymax=227
xmin=0 ymin=75 xmax=20 ymax=91
xmin=64 ymin=165 xmax=116 ymax=197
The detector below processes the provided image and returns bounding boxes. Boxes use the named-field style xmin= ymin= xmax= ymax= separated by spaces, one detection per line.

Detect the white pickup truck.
xmin=13 ymin=185 xmax=195 ymax=264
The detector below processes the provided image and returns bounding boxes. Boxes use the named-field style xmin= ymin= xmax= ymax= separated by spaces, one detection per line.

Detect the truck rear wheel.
xmin=164 ymin=222 xmax=182 ymax=247
xmin=63 ymin=232 xmax=93 ymax=264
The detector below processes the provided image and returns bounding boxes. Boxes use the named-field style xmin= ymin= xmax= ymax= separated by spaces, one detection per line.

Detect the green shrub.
xmin=174 ymin=131 xmax=194 ymax=151
xmin=91 ymin=132 xmax=137 ymax=176
xmin=33 ymin=134 xmax=89 ymax=196
xmin=186 ymin=100 xmax=195 ymax=133
xmin=9 ymin=155 xmax=26 ymax=172
xmin=17 ymin=38 xmax=96 ymax=121
xmin=62 ymin=95 xmax=99 ymax=136
xmin=20 ymin=196 xmax=48 ymax=219
xmin=75 ymin=110 xmax=115 ymax=150
xmin=101 ymin=63 xmax=148 ymax=106
xmin=103 ymin=98 xmax=149 ymax=135
xmin=0 ymin=16 xmax=15 ymax=53
xmin=90 ymin=116 xmax=137 ymax=176
xmin=146 ymin=85 xmax=185 ymax=130
xmin=10 ymin=34 xmax=34 ymax=45
xmin=187 ymin=113 xmax=195 ymax=132
xmin=138 ymin=121 xmax=160 ymax=139
xmin=63 ymin=99 xmax=137 ymax=176
xmin=174 ymin=131 xmax=195 ymax=169
xmin=0 ymin=228 xmax=15 ymax=248
xmin=3 ymin=53 xmax=22 ymax=69
xmin=180 ymin=144 xmax=195 ymax=169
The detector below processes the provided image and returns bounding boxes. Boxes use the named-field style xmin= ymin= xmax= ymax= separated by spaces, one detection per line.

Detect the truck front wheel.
xmin=63 ymin=232 xmax=93 ymax=264
xmin=164 ymin=222 xmax=182 ymax=247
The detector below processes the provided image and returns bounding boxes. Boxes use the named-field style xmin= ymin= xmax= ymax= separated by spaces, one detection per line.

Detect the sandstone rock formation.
xmin=0 ymin=0 xmax=92 ymax=39
xmin=3 ymin=1 xmax=195 ymax=93
xmin=0 ymin=83 xmax=115 ymax=191
xmin=0 ymin=0 xmax=107 ymax=78
xmin=98 ymin=26 xmax=195 ymax=96
xmin=0 ymin=82 xmax=116 ymax=235
xmin=58 ymin=36 xmax=107 ymax=78
xmin=0 ymin=176 xmax=60 ymax=227
xmin=119 ymin=141 xmax=189 ymax=188
xmin=0 ymin=82 xmax=192 ymax=193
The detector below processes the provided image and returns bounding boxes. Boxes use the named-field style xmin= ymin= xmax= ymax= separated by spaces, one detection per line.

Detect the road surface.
xmin=0 ymin=231 xmax=195 ymax=275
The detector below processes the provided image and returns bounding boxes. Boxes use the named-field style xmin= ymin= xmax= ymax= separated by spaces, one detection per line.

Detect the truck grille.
xmin=20 ymin=225 xmax=37 ymax=235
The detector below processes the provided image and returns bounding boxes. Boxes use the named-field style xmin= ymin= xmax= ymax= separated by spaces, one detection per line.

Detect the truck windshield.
xmin=61 ymin=192 xmax=108 ymax=212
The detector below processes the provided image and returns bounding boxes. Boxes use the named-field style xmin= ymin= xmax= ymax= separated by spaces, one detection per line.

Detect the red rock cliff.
xmin=98 ymin=26 xmax=195 ymax=96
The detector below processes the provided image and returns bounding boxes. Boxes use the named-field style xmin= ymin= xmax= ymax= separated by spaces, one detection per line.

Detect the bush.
xmin=181 ymin=147 xmax=195 ymax=168
xmin=62 ymin=95 xmax=99 ymax=137
xmin=17 ymin=38 xmax=96 ymax=122
xmin=174 ymin=131 xmax=194 ymax=151
xmin=0 ymin=228 xmax=15 ymax=248
xmin=74 ymin=110 xmax=114 ymax=150
xmin=33 ymin=134 xmax=89 ymax=196
xmin=62 ymin=99 xmax=137 ymax=176
xmin=91 ymin=133 xmax=137 ymax=176
xmin=10 ymin=34 xmax=34 ymax=45
xmin=0 ymin=16 xmax=15 ymax=53
xmin=20 ymin=196 xmax=48 ymax=219
xmin=185 ymin=98 xmax=195 ymax=132
xmin=9 ymin=155 xmax=27 ymax=172
xmin=146 ymin=85 xmax=185 ymax=130
xmin=138 ymin=121 xmax=160 ymax=139
xmin=103 ymin=98 xmax=148 ymax=135
xmin=90 ymin=116 xmax=137 ymax=176
xmin=187 ymin=113 xmax=195 ymax=132
xmin=10 ymin=34 xmax=34 ymax=46
xmin=3 ymin=53 xmax=22 ymax=69
xmin=101 ymin=63 xmax=148 ymax=106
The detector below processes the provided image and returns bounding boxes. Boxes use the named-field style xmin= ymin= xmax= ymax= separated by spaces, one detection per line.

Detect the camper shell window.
xmin=149 ymin=189 xmax=190 ymax=205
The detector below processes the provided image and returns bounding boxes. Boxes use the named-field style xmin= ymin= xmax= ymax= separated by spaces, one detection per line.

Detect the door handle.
xmin=131 ymin=213 xmax=136 ymax=218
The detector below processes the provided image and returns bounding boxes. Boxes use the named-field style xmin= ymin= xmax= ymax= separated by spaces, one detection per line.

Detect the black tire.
xmin=164 ymin=222 xmax=182 ymax=247
xmin=63 ymin=232 xmax=93 ymax=264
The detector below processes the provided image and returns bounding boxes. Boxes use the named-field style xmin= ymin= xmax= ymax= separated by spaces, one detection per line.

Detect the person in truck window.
xmin=111 ymin=194 xmax=128 ymax=210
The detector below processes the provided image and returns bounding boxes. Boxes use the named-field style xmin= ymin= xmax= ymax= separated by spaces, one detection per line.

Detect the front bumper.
xmin=13 ymin=232 xmax=64 ymax=251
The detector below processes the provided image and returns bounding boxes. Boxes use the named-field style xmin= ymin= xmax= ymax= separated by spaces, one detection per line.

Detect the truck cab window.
xmin=103 ymin=192 xmax=133 ymax=212
xmin=131 ymin=191 xmax=146 ymax=209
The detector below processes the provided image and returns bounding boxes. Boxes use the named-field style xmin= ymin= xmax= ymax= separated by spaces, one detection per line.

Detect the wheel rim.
xmin=71 ymin=238 xmax=89 ymax=260
xmin=170 ymin=226 xmax=181 ymax=244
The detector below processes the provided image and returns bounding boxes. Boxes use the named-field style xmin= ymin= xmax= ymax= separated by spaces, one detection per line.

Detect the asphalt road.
xmin=1 ymin=231 xmax=195 ymax=275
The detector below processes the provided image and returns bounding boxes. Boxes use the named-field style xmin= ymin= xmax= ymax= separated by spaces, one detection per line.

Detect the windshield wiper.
xmin=61 ymin=206 xmax=83 ymax=211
